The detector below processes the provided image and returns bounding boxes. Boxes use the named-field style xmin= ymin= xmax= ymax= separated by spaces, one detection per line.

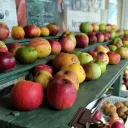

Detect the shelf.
xmin=0 ymin=59 xmax=128 ymax=128
xmin=3 ymin=35 xmax=61 ymax=44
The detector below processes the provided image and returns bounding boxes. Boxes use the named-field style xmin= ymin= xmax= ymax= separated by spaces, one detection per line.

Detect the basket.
xmin=120 ymin=90 xmax=128 ymax=98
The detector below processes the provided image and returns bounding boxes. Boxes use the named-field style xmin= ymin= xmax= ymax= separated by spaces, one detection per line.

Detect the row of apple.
xmin=9 ymin=42 xmax=128 ymax=111
xmin=0 ymin=29 xmax=127 ymax=73
xmin=0 ymin=22 xmax=59 ymax=40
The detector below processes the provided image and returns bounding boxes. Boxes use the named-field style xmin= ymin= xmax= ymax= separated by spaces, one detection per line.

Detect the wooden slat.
xmin=0 ymin=59 xmax=127 ymax=128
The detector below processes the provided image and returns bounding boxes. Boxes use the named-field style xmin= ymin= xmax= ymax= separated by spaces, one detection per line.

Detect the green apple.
xmin=72 ymin=51 xmax=82 ymax=57
xmin=15 ymin=46 xmax=37 ymax=64
xmin=95 ymin=60 xmax=106 ymax=74
xmin=78 ymin=52 xmax=93 ymax=65
xmin=108 ymin=45 xmax=117 ymax=52
xmin=99 ymin=23 xmax=106 ymax=32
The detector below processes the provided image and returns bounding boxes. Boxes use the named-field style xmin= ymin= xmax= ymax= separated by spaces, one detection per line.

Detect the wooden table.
xmin=0 ymin=59 xmax=127 ymax=128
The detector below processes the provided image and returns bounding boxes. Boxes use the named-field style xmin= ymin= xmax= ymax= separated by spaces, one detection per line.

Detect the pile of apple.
xmin=10 ymin=40 xmax=128 ymax=112
xmin=121 ymin=66 xmax=128 ymax=91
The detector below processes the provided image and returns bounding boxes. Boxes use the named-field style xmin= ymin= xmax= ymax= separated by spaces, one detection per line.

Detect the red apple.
xmin=89 ymin=51 xmax=109 ymax=65
xmin=94 ymin=45 xmax=110 ymax=53
xmin=92 ymin=23 xmax=99 ymax=32
xmin=60 ymin=37 xmax=76 ymax=52
xmin=103 ymin=32 xmax=110 ymax=42
xmin=88 ymin=32 xmax=97 ymax=44
xmin=34 ymin=64 xmax=52 ymax=74
xmin=0 ymin=22 xmax=9 ymax=40
xmin=47 ymin=23 xmax=59 ymax=36
xmin=0 ymin=52 xmax=16 ymax=72
xmin=107 ymin=51 xmax=120 ymax=64
xmin=24 ymin=25 xmax=40 ymax=38
xmin=49 ymin=40 xmax=61 ymax=54
xmin=47 ymin=78 xmax=77 ymax=110
xmin=11 ymin=80 xmax=44 ymax=111
xmin=75 ymin=33 xmax=89 ymax=48
xmin=125 ymin=80 xmax=128 ymax=87
xmin=96 ymin=33 xmax=104 ymax=43
xmin=7 ymin=42 xmax=22 ymax=56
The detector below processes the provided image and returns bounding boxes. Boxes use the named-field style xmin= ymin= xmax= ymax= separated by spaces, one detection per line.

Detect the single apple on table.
xmin=7 ymin=42 xmax=22 ymax=56
xmin=79 ymin=22 xmax=92 ymax=33
xmin=99 ymin=23 xmax=106 ymax=32
xmin=108 ymin=31 xmax=116 ymax=40
xmin=24 ymin=25 xmax=40 ymax=38
xmin=96 ymin=33 xmax=104 ymax=43
xmin=95 ymin=60 xmax=106 ymax=74
xmin=0 ymin=22 xmax=9 ymax=40
xmin=112 ymin=37 xmax=123 ymax=48
xmin=33 ymin=64 xmax=52 ymax=75
xmin=75 ymin=33 xmax=89 ymax=48
xmin=83 ymin=62 xmax=101 ymax=80
xmin=0 ymin=41 xmax=8 ymax=52
xmin=107 ymin=51 xmax=120 ymax=65
xmin=15 ymin=46 xmax=37 ymax=64
xmin=91 ymin=23 xmax=99 ymax=32
xmin=72 ymin=51 xmax=82 ymax=57
xmin=88 ymin=32 xmax=97 ymax=45
xmin=78 ymin=52 xmax=93 ymax=65
xmin=47 ymin=78 xmax=77 ymax=110
xmin=0 ymin=52 xmax=16 ymax=72
xmin=94 ymin=45 xmax=110 ymax=53
xmin=103 ymin=32 xmax=110 ymax=42
xmin=47 ymin=23 xmax=59 ymax=36
xmin=49 ymin=40 xmax=61 ymax=54
xmin=11 ymin=26 xmax=25 ymax=39
xmin=108 ymin=45 xmax=117 ymax=52
xmin=60 ymin=37 xmax=76 ymax=53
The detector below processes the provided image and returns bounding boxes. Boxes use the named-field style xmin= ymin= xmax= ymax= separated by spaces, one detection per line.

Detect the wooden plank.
xmin=0 ymin=59 xmax=127 ymax=128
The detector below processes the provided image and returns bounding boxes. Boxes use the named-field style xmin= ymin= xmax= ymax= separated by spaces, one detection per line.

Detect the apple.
xmin=111 ymin=24 xmax=117 ymax=31
xmin=11 ymin=26 xmax=25 ymax=39
xmin=47 ymin=78 xmax=77 ymax=109
xmin=75 ymin=33 xmax=89 ymax=48
xmin=103 ymin=32 xmax=110 ymax=42
xmin=95 ymin=60 xmax=106 ymax=74
xmin=83 ymin=63 xmax=101 ymax=80
xmin=92 ymin=23 xmax=99 ymax=32
xmin=62 ymin=30 xmax=74 ymax=37
xmin=89 ymin=51 xmax=109 ymax=65
xmin=11 ymin=80 xmax=44 ymax=111
xmin=0 ymin=41 xmax=8 ymax=52
xmin=78 ymin=52 xmax=93 ymax=65
xmin=99 ymin=23 xmax=106 ymax=32
xmin=33 ymin=64 xmax=52 ymax=74
xmin=0 ymin=52 xmax=16 ymax=72
xmin=0 ymin=22 xmax=9 ymax=40
xmin=125 ymin=80 xmax=128 ymax=87
xmin=112 ymin=37 xmax=123 ymax=48
xmin=24 ymin=25 xmax=40 ymax=38
xmin=47 ymin=23 xmax=59 ymax=36
xmin=124 ymin=69 xmax=128 ymax=76
xmin=80 ymin=22 xmax=92 ymax=33
xmin=60 ymin=37 xmax=76 ymax=52
xmin=54 ymin=70 xmax=79 ymax=91
xmin=15 ymin=46 xmax=37 ymax=64
xmin=120 ymin=30 xmax=125 ymax=37
xmin=7 ymin=42 xmax=22 ymax=56
xmin=105 ymin=25 xmax=111 ymax=32
xmin=72 ymin=51 xmax=82 ymax=57
xmin=124 ymin=30 xmax=128 ymax=36
xmin=116 ymin=47 xmax=128 ymax=59
xmin=49 ymin=40 xmax=61 ymax=54
xmin=96 ymin=33 xmax=104 ymax=43
xmin=94 ymin=45 xmax=110 ymax=53
xmin=120 ymin=84 xmax=127 ymax=91
xmin=107 ymin=51 xmax=120 ymax=65
xmin=108 ymin=45 xmax=117 ymax=52
xmin=88 ymin=32 xmax=97 ymax=44
xmin=109 ymin=31 xmax=116 ymax=39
